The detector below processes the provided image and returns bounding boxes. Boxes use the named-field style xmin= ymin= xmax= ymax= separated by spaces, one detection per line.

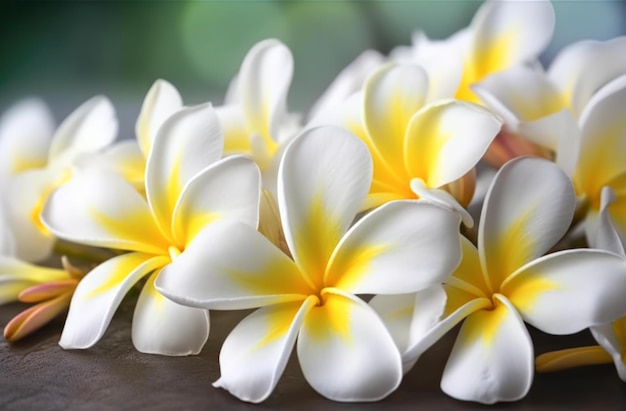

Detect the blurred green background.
xmin=1 ymin=1 xmax=625 ymax=137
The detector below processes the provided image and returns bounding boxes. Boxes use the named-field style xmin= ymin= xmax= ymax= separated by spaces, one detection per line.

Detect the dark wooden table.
xmin=1 ymin=299 xmax=625 ymax=410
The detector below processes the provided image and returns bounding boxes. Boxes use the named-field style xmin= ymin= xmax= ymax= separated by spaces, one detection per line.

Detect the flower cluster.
xmin=2 ymin=0 xmax=626 ymax=405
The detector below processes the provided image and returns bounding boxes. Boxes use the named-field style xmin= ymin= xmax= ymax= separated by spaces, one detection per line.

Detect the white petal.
xmin=308 ymin=49 xmax=385 ymax=122
xmin=298 ymin=289 xmax=402 ymax=402
xmin=5 ymin=170 xmax=56 ymax=262
xmin=0 ymin=98 xmax=53 ymax=179
xmin=363 ymin=63 xmax=429 ymax=179
xmin=472 ymin=65 xmax=564 ymax=127
xmin=155 ymin=220 xmax=312 ymax=310
xmin=0 ymin=198 xmax=14 ymax=256
xmin=145 ymin=103 xmax=223 ymax=237
xmin=410 ymin=179 xmax=474 ymax=228
xmin=171 ymin=155 xmax=260 ymax=247
xmin=592 ymin=186 xmax=625 ymax=253
xmin=278 ymin=126 xmax=372 ymax=287
xmin=471 ymin=0 xmax=554 ymax=69
xmin=42 ymin=169 xmax=168 ymax=254
xmin=407 ymin=31 xmax=464 ymax=102
xmin=402 ymin=291 xmax=491 ymax=370
xmin=479 ymin=157 xmax=575 ymax=288
xmin=132 ymin=271 xmax=209 ymax=355
xmin=370 ymin=285 xmax=447 ymax=358
xmin=441 ymin=294 xmax=533 ymax=404
xmin=49 ymin=96 xmax=118 ymax=165
xmin=368 ymin=293 xmax=418 ymax=356
xmin=135 ymin=79 xmax=183 ymax=157
xmin=239 ymin=39 xmax=293 ymax=143
xmin=326 ymin=200 xmax=461 ymax=294
xmin=549 ymin=37 xmax=626 ymax=118
xmin=404 ymin=100 xmax=501 ymax=189
xmin=575 ymin=74 xmax=626 ymax=199
xmin=214 ymin=297 xmax=316 ymax=403
xmin=75 ymin=140 xmax=146 ymax=189
xmin=59 ymin=253 xmax=168 ymax=349
xmin=590 ymin=322 xmax=626 ymax=381
xmin=503 ymin=249 xmax=626 ymax=335
xmin=215 ymin=105 xmax=252 ymax=156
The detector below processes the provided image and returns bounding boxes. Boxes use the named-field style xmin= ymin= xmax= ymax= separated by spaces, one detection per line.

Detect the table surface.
xmin=1 ymin=299 xmax=625 ymax=411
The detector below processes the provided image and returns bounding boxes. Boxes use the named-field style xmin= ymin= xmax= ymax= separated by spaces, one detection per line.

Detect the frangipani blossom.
xmin=453 ymin=0 xmax=554 ymax=103
xmin=216 ymin=39 xmax=300 ymax=181
xmin=41 ymin=104 xmax=261 ymax=355
xmin=372 ymin=157 xmax=626 ymax=404
xmin=78 ymin=79 xmax=188 ymax=192
xmin=317 ymin=62 xmax=501 ymax=217
xmin=155 ymin=126 xmax=463 ymax=402
xmin=536 ymin=186 xmax=626 ymax=381
xmin=473 ymin=37 xmax=626 ymax=167
xmin=0 ymin=96 xmax=118 ymax=262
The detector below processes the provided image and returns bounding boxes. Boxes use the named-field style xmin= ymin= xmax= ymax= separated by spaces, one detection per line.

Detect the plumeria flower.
xmin=453 ymin=0 xmax=554 ymax=103
xmin=536 ymin=186 xmax=626 ymax=380
xmin=155 ymin=126 xmax=463 ymax=402
xmin=476 ymin=61 xmax=626 ymax=245
xmin=214 ymin=40 xmax=302 ymax=246
xmin=0 ymin=96 xmax=117 ymax=262
xmin=78 ymin=78 xmax=189 ymax=193
xmin=371 ymin=157 xmax=626 ymax=404
xmin=216 ymin=39 xmax=300 ymax=181
xmin=41 ymin=104 xmax=261 ymax=355
xmin=473 ymin=37 xmax=626 ymax=167
xmin=566 ymin=74 xmax=626 ymax=246
xmin=312 ymin=62 xmax=501 ymax=219
xmin=3 ymin=256 xmax=84 ymax=342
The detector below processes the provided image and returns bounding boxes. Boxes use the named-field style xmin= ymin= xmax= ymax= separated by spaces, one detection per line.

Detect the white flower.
xmin=41 ymin=104 xmax=261 ymax=355
xmin=310 ymin=62 xmax=502 ymax=219
xmin=156 ymin=125 xmax=463 ymax=402
xmin=536 ymin=186 xmax=626 ymax=381
xmin=372 ymin=157 xmax=626 ymax=404
xmin=216 ymin=39 xmax=300 ymax=188
xmin=0 ymin=97 xmax=117 ymax=262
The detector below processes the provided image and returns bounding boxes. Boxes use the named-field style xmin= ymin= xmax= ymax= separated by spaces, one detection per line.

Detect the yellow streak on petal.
xmin=451 ymin=236 xmax=490 ymax=296
xmin=459 ymin=299 xmax=508 ymax=347
xmin=303 ymin=290 xmax=353 ymax=345
xmin=442 ymin=284 xmax=486 ymax=318
xmin=31 ymin=168 xmax=72 ymax=236
xmin=89 ymin=206 xmax=169 ymax=253
xmin=11 ymin=157 xmax=46 ymax=174
xmin=326 ymin=243 xmax=390 ymax=290
xmin=504 ymin=274 xmax=559 ymax=314
xmin=404 ymin=109 xmax=454 ymax=189
xmin=293 ymin=191 xmax=341 ymax=289
xmin=183 ymin=212 xmax=220 ymax=247
xmin=225 ymin=253 xmax=312 ymax=298
xmin=254 ymin=299 xmax=311 ymax=350
xmin=484 ymin=208 xmax=536 ymax=289
xmin=456 ymin=28 xmax=517 ymax=103
xmin=348 ymin=118 xmax=409 ymax=201
xmin=86 ymin=253 xmax=159 ymax=298
xmin=536 ymin=346 xmax=613 ymax=373
xmin=142 ymin=271 xmax=166 ymax=312
xmin=223 ymin=126 xmax=252 ymax=155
